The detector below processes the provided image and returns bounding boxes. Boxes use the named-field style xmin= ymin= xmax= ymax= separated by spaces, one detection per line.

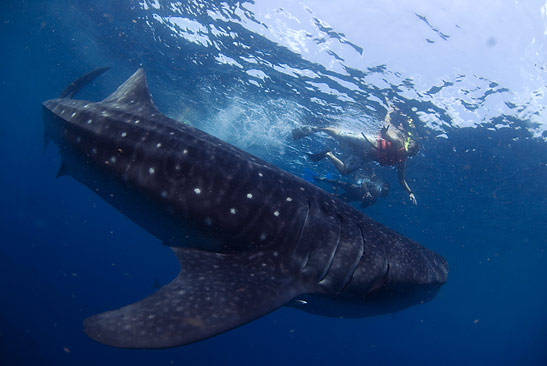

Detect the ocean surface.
xmin=1 ymin=0 xmax=546 ymax=365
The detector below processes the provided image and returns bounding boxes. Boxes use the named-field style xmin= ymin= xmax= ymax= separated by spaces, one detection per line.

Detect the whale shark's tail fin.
xmin=84 ymin=247 xmax=304 ymax=348
xmin=59 ymin=67 xmax=110 ymax=99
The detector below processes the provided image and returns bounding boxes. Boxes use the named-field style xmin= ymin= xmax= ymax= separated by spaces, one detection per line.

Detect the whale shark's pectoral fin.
xmin=56 ymin=161 xmax=69 ymax=178
xmin=84 ymin=247 xmax=303 ymax=348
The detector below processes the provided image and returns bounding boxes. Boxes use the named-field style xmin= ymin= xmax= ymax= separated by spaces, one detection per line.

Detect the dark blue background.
xmin=1 ymin=1 xmax=546 ymax=365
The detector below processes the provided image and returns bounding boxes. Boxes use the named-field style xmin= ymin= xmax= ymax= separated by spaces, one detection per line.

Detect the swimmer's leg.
xmin=320 ymin=128 xmax=366 ymax=150
xmin=293 ymin=126 xmax=344 ymax=140
xmin=293 ymin=126 xmax=364 ymax=150
xmin=319 ymin=127 xmax=343 ymax=138
xmin=324 ymin=152 xmax=361 ymax=175
xmin=384 ymin=99 xmax=395 ymax=126
xmin=325 ymin=152 xmax=351 ymax=175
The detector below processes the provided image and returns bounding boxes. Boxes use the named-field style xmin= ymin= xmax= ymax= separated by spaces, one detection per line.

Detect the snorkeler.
xmin=314 ymin=175 xmax=390 ymax=208
xmin=292 ymin=102 xmax=419 ymax=204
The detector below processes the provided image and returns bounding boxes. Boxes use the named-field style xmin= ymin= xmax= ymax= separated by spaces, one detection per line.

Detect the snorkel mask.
xmin=403 ymin=118 xmax=414 ymax=152
xmin=404 ymin=135 xmax=411 ymax=152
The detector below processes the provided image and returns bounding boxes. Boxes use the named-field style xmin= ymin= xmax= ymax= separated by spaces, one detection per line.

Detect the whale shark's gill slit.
xmin=367 ymin=263 xmax=390 ymax=296
xmin=339 ymin=223 xmax=366 ymax=293
xmin=318 ymin=215 xmax=342 ymax=282
xmin=300 ymin=251 xmax=310 ymax=269
xmin=292 ymin=200 xmax=311 ymax=264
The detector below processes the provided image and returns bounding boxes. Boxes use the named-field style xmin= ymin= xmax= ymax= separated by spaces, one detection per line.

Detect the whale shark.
xmin=42 ymin=68 xmax=448 ymax=349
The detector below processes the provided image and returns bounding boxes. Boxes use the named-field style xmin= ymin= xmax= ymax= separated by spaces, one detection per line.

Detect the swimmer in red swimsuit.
xmin=293 ymin=103 xmax=419 ymax=204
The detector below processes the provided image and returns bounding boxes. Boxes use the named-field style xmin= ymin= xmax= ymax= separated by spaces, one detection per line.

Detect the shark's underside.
xmin=42 ymin=68 xmax=448 ymax=348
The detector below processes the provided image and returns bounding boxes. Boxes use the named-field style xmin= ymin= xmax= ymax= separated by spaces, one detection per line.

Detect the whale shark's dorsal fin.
xmin=101 ymin=68 xmax=160 ymax=116
xmin=59 ymin=67 xmax=110 ymax=99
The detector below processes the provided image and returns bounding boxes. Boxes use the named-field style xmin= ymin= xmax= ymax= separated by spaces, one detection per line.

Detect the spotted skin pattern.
xmin=42 ymin=69 xmax=448 ymax=348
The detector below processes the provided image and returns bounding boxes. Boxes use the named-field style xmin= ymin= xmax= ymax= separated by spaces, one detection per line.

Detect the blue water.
xmin=1 ymin=1 xmax=546 ymax=365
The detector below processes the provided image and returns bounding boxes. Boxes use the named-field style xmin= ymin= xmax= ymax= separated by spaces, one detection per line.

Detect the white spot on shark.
xmin=286 ymin=197 xmax=293 ymax=202
xmin=230 ymin=208 xmax=236 ymax=214
xmin=121 ymin=132 xmax=127 ymax=137
xmin=156 ymin=143 xmax=162 ymax=148
xmin=247 ymin=193 xmax=253 ymax=199
xmin=149 ymin=167 xmax=155 ymax=174
xmin=110 ymin=156 xmax=117 ymax=164
xmin=161 ymin=191 xmax=167 ymax=198
xmin=260 ymin=233 xmax=267 ymax=241
xmin=273 ymin=211 xmax=280 ymax=217
xmin=258 ymin=172 xmax=263 ymax=177
xmin=194 ymin=188 xmax=201 ymax=194
xmin=135 ymin=119 xmax=140 ymax=124
xmin=87 ymin=119 xmax=92 ymax=124
xmin=71 ymin=112 xmax=77 ymax=118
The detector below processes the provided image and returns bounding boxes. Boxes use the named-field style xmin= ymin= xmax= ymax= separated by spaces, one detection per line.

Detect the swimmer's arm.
xmin=397 ymin=162 xmax=417 ymax=205
xmin=384 ymin=98 xmax=395 ymax=125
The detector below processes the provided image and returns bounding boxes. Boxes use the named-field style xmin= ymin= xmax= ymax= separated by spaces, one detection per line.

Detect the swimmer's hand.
xmin=409 ymin=192 xmax=417 ymax=205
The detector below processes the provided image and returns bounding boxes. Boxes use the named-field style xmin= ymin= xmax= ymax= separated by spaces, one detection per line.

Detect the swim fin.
xmin=292 ymin=126 xmax=316 ymax=140
xmin=307 ymin=150 xmax=329 ymax=162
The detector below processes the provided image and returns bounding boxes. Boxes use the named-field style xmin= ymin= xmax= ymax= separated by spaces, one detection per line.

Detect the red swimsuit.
xmin=376 ymin=138 xmax=406 ymax=166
